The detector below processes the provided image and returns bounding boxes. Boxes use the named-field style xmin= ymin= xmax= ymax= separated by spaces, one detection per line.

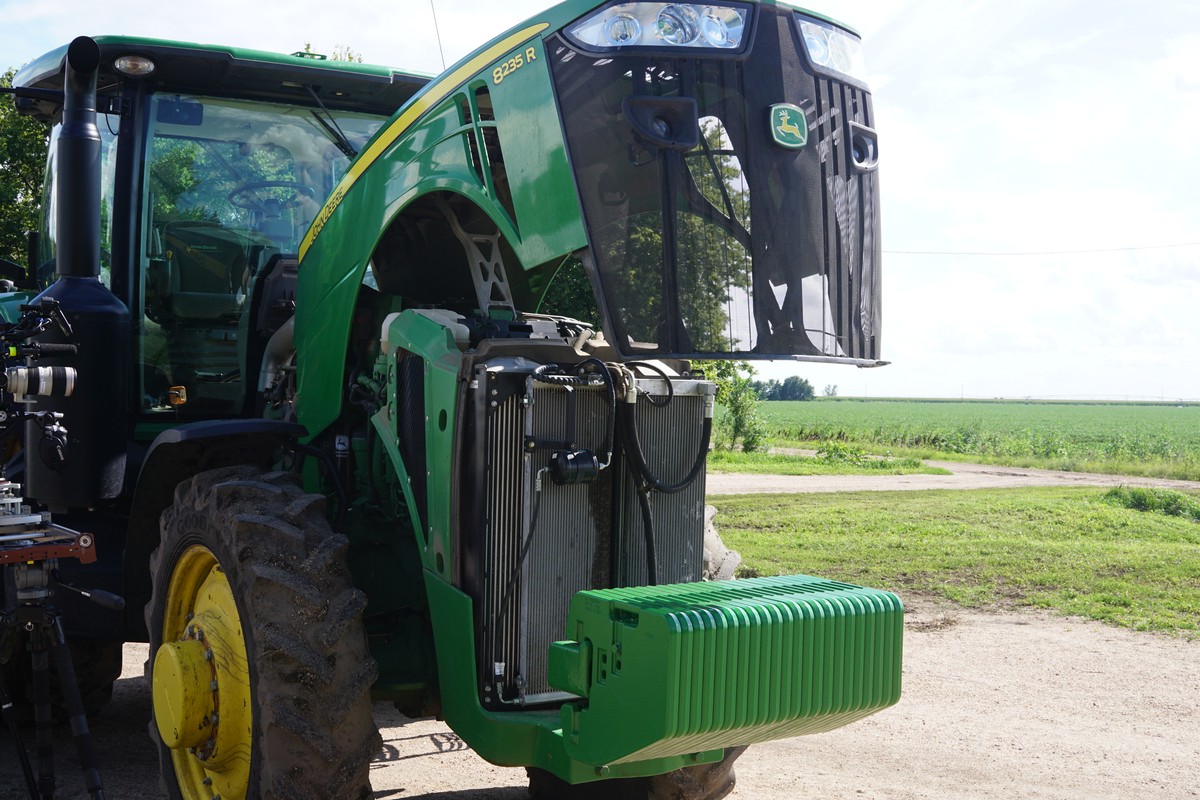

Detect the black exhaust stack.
xmin=56 ymin=37 xmax=103 ymax=279
xmin=26 ymin=37 xmax=132 ymax=511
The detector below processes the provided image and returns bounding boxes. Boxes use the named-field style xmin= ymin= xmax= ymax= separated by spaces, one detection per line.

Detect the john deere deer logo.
xmin=770 ymin=104 xmax=808 ymax=149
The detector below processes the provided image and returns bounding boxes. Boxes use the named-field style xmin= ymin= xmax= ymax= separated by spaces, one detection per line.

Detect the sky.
xmin=2 ymin=0 xmax=1198 ymax=400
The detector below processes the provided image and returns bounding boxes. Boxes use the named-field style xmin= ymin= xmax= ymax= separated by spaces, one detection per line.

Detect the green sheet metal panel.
xmin=549 ymin=574 xmax=903 ymax=765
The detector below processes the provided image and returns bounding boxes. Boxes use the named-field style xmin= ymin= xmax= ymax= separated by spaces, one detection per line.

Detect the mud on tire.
xmin=145 ymin=466 xmax=379 ymax=800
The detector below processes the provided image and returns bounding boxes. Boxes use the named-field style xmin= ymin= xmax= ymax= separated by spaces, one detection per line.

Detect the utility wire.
xmin=885 ymin=241 xmax=1200 ymax=257
xmin=430 ymin=0 xmax=447 ymax=71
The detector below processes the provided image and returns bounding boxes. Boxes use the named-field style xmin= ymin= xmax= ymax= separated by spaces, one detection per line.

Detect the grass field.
xmin=758 ymin=399 xmax=1200 ymax=480
xmin=711 ymin=487 xmax=1200 ymax=636
xmin=706 ymin=448 xmax=949 ymax=476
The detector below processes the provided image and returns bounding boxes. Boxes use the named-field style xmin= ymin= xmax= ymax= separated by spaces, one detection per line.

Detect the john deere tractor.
xmin=2 ymin=1 xmax=896 ymax=798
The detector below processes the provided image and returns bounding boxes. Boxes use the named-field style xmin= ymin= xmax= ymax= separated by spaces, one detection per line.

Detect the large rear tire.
xmin=146 ymin=466 xmax=379 ymax=800
xmin=526 ymin=746 xmax=746 ymax=800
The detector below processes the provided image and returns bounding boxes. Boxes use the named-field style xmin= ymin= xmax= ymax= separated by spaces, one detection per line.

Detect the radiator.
xmin=470 ymin=360 xmax=712 ymax=708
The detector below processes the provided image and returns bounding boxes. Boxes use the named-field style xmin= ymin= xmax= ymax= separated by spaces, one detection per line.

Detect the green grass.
xmin=706 ymin=449 xmax=949 ymax=476
xmin=710 ymin=487 xmax=1200 ymax=636
xmin=758 ymin=399 xmax=1200 ymax=480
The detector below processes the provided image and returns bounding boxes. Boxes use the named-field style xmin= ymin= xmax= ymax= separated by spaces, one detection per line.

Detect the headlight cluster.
xmin=796 ymin=16 xmax=868 ymax=84
xmin=566 ymin=3 xmax=750 ymax=51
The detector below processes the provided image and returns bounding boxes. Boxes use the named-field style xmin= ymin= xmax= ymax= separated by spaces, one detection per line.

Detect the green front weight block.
xmin=548 ymin=574 xmax=904 ymax=765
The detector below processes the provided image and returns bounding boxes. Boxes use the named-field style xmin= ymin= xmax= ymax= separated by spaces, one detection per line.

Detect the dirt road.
xmin=707 ymin=459 xmax=1200 ymax=494
xmin=3 ymin=596 xmax=1196 ymax=800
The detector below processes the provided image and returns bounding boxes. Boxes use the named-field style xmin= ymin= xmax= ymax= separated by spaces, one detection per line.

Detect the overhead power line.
xmin=885 ymin=241 xmax=1200 ymax=257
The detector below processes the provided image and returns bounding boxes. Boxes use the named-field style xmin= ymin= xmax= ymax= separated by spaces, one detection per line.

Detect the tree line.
xmin=0 ymin=67 xmax=50 ymax=268
xmin=752 ymin=375 xmax=814 ymax=401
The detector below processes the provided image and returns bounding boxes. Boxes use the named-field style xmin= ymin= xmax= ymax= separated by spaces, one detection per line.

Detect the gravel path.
xmin=707 ymin=460 xmax=1200 ymax=494
xmin=5 ymin=600 xmax=1196 ymax=800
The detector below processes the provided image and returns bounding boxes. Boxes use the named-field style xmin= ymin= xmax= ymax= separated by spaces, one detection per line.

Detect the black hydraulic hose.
xmin=625 ymin=360 xmax=674 ymax=406
xmin=490 ymin=469 xmax=547 ymax=678
xmin=616 ymin=363 xmax=712 ymax=586
xmin=293 ymin=442 xmax=349 ymax=528
xmin=620 ymin=404 xmax=712 ymax=496
xmin=532 ymin=358 xmax=617 ymax=469
xmin=637 ymin=487 xmax=659 ymax=586
xmin=531 ymin=363 xmax=587 ymax=386
xmin=588 ymin=358 xmax=617 ymax=469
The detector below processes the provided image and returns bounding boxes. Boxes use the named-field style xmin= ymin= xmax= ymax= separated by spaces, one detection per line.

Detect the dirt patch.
xmin=4 ymin=601 xmax=1196 ymax=800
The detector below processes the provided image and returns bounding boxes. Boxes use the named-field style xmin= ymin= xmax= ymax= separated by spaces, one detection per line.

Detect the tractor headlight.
xmin=566 ymin=2 xmax=751 ymax=51
xmin=796 ymin=16 xmax=868 ymax=84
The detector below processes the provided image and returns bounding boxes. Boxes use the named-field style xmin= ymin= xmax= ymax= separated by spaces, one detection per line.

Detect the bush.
xmin=1101 ymin=487 xmax=1200 ymax=522
xmin=704 ymin=361 xmax=766 ymax=452
xmin=816 ymin=441 xmax=867 ymax=464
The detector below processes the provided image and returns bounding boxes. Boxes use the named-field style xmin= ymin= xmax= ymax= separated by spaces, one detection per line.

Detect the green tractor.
xmin=2 ymin=1 xmax=897 ymax=797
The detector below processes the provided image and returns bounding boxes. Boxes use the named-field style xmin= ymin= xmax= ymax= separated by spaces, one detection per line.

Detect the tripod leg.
xmin=0 ymin=656 xmax=39 ymax=798
xmin=49 ymin=617 xmax=106 ymax=800
xmin=29 ymin=628 xmax=55 ymax=800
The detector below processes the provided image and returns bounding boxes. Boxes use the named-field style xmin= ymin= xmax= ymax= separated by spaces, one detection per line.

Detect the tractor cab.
xmin=13 ymin=38 xmax=428 ymax=416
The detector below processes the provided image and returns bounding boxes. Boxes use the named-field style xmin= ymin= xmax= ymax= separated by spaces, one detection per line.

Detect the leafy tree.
xmin=538 ymin=255 xmax=601 ymax=328
xmin=0 ymin=67 xmax=50 ymax=268
xmin=752 ymin=379 xmax=781 ymax=400
xmin=541 ymin=121 xmax=750 ymax=351
xmin=592 ymin=119 xmax=753 ymax=352
xmin=330 ymin=45 xmax=364 ymax=64
xmin=781 ymin=375 xmax=815 ymax=401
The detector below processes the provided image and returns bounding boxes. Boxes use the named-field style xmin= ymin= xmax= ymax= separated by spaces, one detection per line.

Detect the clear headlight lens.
xmin=604 ymin=13 xmax=643 ymax=45
xmin=797 ymin=16 xmax=868 ymax=84
xmin=566 ymin=2 xmax=750 ymax=51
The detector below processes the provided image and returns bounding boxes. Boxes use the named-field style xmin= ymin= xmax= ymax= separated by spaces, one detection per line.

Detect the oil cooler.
xmin=459 ymin=356 xmax=713 ymax=709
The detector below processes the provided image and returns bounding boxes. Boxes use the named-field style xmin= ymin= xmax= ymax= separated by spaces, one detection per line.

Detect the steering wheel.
xmin=226 ymin=181 xmax=316 ymax=216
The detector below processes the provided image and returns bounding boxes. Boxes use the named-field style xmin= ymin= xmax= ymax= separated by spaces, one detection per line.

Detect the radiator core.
xmin=469 ymin=362 xmax=711 ymax=708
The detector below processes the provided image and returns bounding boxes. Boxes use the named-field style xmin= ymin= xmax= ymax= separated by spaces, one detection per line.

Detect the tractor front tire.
xmin=527 ymin=746 xmax=747 ymax=800
xmin=146 ymin=466 xmax=379 ymax=800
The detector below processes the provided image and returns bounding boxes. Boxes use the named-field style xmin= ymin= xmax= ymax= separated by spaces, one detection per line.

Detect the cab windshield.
xmin=139 ymin=94 xmax=387 ymax=414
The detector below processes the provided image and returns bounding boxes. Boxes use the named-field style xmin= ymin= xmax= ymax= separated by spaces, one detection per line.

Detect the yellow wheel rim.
xmin=153 ymin=545 xmax=253 ymax=800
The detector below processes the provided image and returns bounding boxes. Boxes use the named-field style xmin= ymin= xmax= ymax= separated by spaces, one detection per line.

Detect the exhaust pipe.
xmin=27 ymin=37 xmax=132 ymax=511
xmin=57 ymin=36 xmax=103 ymax=279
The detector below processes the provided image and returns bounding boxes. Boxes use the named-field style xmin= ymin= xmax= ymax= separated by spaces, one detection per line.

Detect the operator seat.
xmin=157 ymin=220 xmax=254 ymax=412
xmin=161 ymin=221 xmax=251 ymax=319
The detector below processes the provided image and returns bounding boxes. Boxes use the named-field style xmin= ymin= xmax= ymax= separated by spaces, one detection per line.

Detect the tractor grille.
xmin=812 ymin=75 xmax=880 ymax=359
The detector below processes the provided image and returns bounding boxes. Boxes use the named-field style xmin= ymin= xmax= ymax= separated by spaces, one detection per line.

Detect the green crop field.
xmin=757 ymin=399 xmax=1200 ymax=480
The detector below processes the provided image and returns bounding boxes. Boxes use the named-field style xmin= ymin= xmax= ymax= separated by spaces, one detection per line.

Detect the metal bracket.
xmin=436 ymin=197 xmax=515 ymax=317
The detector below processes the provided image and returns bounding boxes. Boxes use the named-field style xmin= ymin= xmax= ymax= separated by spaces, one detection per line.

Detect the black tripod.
xmin=1 ymin=557 xmax=111 ymax=800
